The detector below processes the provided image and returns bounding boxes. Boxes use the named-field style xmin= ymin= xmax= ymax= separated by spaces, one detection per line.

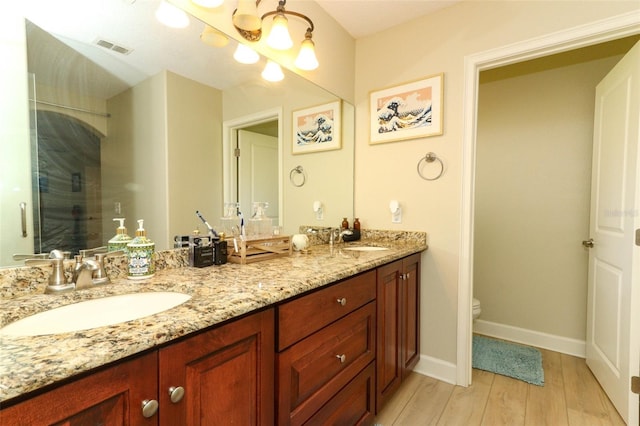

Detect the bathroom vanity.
xmin=0 ymin=232 xmax=426 ymax=425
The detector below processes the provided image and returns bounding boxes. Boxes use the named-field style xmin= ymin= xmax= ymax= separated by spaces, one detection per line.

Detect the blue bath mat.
xmin=472 ymin=335 xmax=544 ymax=386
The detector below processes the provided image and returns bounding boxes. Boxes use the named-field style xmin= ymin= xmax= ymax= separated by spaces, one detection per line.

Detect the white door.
xmin=237 ymin=129 xmax=279 ymax=224
xmin=586 ymin=40 xmax=640 ymax=425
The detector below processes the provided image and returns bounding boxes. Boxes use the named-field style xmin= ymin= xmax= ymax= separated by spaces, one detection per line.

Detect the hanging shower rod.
xmin=30 ymin=99 xmax=111 ymax=118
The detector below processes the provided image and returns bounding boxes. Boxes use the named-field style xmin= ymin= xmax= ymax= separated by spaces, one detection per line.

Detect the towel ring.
xmin=289 ymin=165 xmax=306 ymax=187
xmin=417 ymin=152 xmax=444 ymax=181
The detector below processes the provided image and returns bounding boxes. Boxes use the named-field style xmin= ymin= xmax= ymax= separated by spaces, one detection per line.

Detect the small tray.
xmin=227 ymin=235 xmax=292 ymax=264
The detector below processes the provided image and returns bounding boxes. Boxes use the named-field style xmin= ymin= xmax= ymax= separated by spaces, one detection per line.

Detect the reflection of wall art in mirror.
xmin=369 ymin=73 xmax=444 ymax=145
xmin=71 ymin=172 xmax=82 ymax=192
xmin=292 ymin=100 xmax=341 ymax=154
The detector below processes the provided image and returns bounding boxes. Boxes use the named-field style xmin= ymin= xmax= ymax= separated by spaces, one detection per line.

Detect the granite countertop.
xmin=0 ymin=234 xmax=426 ymax=405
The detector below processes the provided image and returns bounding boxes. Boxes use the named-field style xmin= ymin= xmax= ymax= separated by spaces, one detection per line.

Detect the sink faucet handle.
xmin=92 ymin=251 xmax=123 ymax=285
xmin=24 ymin=257 xmax=75 ymax=294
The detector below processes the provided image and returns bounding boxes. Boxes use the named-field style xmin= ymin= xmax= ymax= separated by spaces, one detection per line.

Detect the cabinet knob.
xmin=141 ymin=399 xmax=159 ymax=418
xmin=168 ymin=386 xmax=185 ymax=403
xmin=336 ymin=297 xmax=347 ymax=306
xmin=336 ymin=354 xmax=346 ymax=363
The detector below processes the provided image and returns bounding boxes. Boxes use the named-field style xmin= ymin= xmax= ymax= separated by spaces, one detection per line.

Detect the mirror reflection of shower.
xmin=30 ymin=107 xmax=103 ymax=256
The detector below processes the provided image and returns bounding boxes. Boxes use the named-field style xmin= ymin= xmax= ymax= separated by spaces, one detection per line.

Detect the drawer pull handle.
xmin=337 ymin=297 xmax=347 ymax=306
xmin=168 ymin=386 xmax=185 ymax=403
xmin=141 ymin=399 xmax=159 ymax=418
xmin=336 ymin=354 xmax=346 ymax=363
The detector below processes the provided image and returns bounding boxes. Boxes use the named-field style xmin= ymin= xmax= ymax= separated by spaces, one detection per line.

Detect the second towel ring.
xmin=417 ymin=152 xmax=444 ymax=181
xmin=289 ymin=165 xmax=306 ymax=187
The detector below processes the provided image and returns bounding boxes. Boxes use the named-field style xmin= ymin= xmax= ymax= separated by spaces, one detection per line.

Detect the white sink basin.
xmin=342 ymin=246 xmax=390 ymax=252
xmin=0 ymin=292 xmax=191 ymax=337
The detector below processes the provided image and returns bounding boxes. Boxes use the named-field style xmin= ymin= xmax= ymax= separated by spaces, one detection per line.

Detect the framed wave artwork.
xmin=292 ymin=101 xmax=341 ymax=154
xmin=369 ymin=73 xmax=443 ymax=144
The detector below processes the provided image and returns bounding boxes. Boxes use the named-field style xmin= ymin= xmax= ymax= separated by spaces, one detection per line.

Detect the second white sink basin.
xmin=0 ymin=292 xmax=191 ymax=337
xmin=342 ymin=246 xmax=390 ymax=252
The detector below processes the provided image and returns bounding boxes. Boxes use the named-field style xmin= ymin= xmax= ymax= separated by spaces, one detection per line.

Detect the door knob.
xmin=582 ymin=238 xmax=594 ymax=248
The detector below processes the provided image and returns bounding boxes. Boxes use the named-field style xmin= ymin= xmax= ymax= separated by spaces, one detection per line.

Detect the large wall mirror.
xmin=0 ymin=0 xmax=354 ymax=267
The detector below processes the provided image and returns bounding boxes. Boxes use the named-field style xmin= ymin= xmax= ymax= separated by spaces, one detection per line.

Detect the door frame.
xmin=222 ymin=108 xmax=283 ymax=226
xmin=457 ymin=10 xmax=640 ymax=387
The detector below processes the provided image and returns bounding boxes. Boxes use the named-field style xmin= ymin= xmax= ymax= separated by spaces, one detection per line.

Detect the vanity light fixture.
xmin=261 ymin=60 xmax=284 ymax=82
xmin=233 ymin=0 xmax=319 ymax=70
xmin=233 ymin=43 xmax=260 ymax=64
xmin=155 ymin=0 xmax=190 ymax=28
xmin=200 ymin=25 xmax=229 ymax=47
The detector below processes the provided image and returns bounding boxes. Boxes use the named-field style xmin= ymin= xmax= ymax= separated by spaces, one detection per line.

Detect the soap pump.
xmin=108 ymin=218 xmax=132 ymax=252
xmin=127 ymin=219 xmax=155 ymax=280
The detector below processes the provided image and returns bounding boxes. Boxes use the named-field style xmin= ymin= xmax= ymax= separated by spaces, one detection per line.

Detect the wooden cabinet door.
xmin=376 ymin=259 xmax=402 ymax=412
xmin=376 ymin=254 xmax=422 ymax=412
xmin=401 ymin=253 xmax=420 ymax=379
xmin=158 ymin=308 xmax=275 ymax=426
xmin=0 ymin=351 xmax=159 ymax=426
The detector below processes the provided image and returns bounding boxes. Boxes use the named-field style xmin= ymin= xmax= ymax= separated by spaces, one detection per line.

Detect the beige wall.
xmin=166 ymin=71 xmax=222 ymax=241
xmin=105 ymin=71 xmax=223 ymax=249
xmin=105 ymin=72 xmax=169 ymax=247
xmin=223 ymin=79 xmax=354 ymax=235
xmin=474 ymin=48 xmax=628 ymax=341
xmin=354 ymin=1 xmax=639 ymax=365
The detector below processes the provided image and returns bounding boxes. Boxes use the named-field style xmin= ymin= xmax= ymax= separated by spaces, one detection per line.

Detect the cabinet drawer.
xmin=278 ymin=269 xmax=376 ymax=350
xmin=277 ymin=302 xmax=375 ymax=426
xmin=303 ymin=362 xmax=375 ymax=426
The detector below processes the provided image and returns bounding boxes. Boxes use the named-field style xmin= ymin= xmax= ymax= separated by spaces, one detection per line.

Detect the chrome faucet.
xmin=77 ymin=247 xmax=124 ymax=286
xmin=330 ymin=228 xmax=353 ymax=245
xmin=74 ymin=259 xmax=100 ymax=290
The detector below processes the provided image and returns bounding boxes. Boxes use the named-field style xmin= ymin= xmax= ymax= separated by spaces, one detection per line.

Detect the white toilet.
xmin=472 ymin=298 xmax=482 ymax=320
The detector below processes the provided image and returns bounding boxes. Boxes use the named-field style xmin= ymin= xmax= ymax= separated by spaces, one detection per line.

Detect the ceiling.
xmin=19 ymin=0 xmax=457 ymax=100
xmin=315 ymin=0 xmax=460 ymax=39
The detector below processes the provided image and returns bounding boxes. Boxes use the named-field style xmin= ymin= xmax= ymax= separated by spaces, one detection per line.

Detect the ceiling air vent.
xmin=95 ymin=38 xmax=133 ymax=55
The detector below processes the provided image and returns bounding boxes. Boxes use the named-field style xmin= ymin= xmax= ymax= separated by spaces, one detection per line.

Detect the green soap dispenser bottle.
xmin=127 ymin=219 xmax=155 ymax=280
xmin=108 ymin=218 xmax=132 ymax=252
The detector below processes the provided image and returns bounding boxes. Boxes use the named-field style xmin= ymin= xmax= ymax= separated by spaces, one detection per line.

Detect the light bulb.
xmin=155 ymin=1 xmax=190 ymax=28
xmin=233 ymin=0 xmax=261 ymax=31
xmin=233 ymin=44 xmax=260 ymax=64
xmin=191 ymin=0 xmax=223 ymax=7
xmin=266 ymin=14 xmax=293 ymax=50
xmin=294 ymin=37 xmax=319 ymax=70
xmin=262 ymin=60 xmax=284 ymax=82
xmin=200 ymin=26 xmax=229 ymax=47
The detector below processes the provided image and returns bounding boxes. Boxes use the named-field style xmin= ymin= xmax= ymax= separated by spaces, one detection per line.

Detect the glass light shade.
xmin=294 ymin=38 xmax=319 ymax=70
xmin=191 ymin=0 xmax=223 ymax=7
xmin=261 ymin=60 xmax=284 ymax=82
xmin=266 ymin=14 xmax=293 ymax=50
xmin=233 ymin=0 xmax=261 ymax=31
xmin=200 ymin=26 xmax=229 ymax=47
xmin=233 ymin=44 xmax=260 ymax=64
xmin=155 ymin=1 xmax=190 ymax=28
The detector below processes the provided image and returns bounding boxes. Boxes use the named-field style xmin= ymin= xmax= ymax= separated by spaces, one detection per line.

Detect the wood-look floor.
xmin=374 ymin=348 xmax=625 ymax=425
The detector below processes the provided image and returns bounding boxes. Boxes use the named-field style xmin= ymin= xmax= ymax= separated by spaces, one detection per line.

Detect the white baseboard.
xmin=473 ymin=319 xmax=586 ymax=358
xmin=413 ymin=355 xmax=457 ymax=385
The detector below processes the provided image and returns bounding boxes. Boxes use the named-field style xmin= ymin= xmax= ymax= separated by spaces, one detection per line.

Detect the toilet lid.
xmin=472 ymin=298 xmax=480 ymax=308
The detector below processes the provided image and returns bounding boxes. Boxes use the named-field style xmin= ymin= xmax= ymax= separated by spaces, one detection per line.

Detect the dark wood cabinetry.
xmin=277 ymin=270 xmax=377 ymax=425
xmin=0 ymin=351 xmax=159 ymax=426
xmin=159 ymin=308 xmax=274 ymax=425
xmin=1 ymin=252 xmax=422 ymax=425
xmin=0 ymin=309 xmax=274 ymax=426
xmin=376 ymin=253 xmax=421 ymax=412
